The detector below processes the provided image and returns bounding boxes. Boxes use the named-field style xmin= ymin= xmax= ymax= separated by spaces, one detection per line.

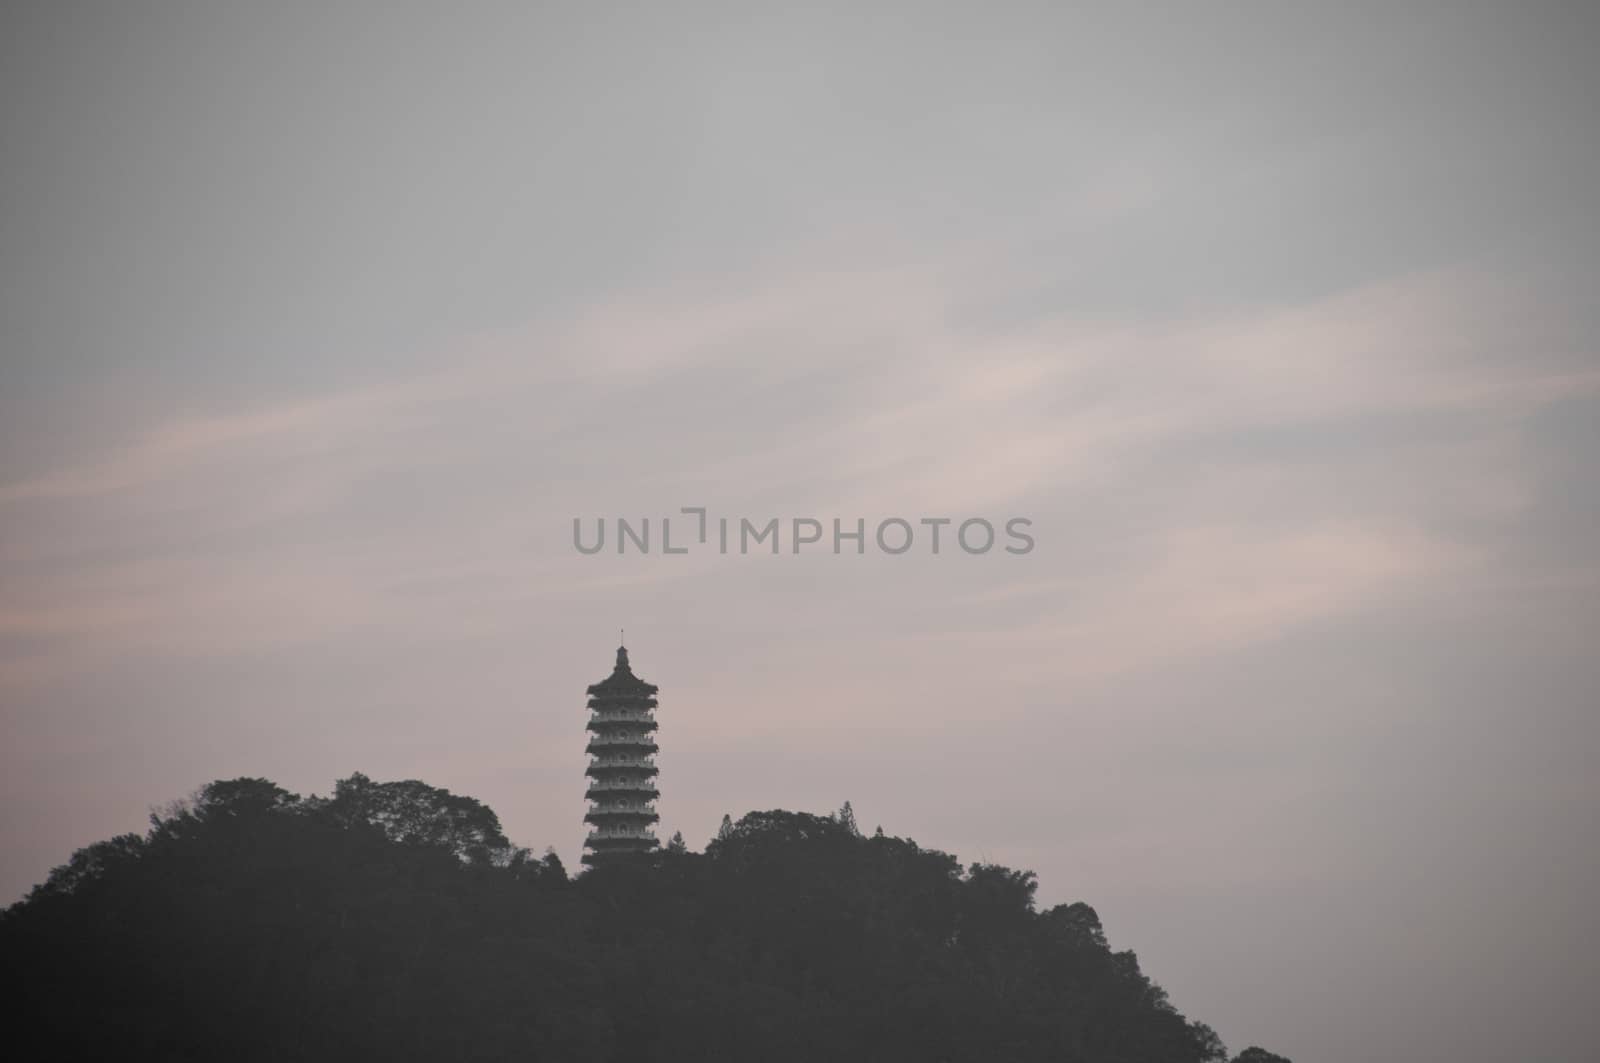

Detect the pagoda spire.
xmin=582 ymin=640 xmax=660 ymax=865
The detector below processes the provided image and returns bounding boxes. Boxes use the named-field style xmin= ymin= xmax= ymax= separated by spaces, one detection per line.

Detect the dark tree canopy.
xmin=1233 ymin=1049 xmax=1294 ymax=1063
xmin=2 ymin=777 xmax=1290 ymax=1063
xmin=327 ymin=771 xmax=512 ymax=864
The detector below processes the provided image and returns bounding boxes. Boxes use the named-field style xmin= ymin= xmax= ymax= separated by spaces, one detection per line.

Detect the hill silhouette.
xmin=2 ymin=775 xmax=1290 ymax=1063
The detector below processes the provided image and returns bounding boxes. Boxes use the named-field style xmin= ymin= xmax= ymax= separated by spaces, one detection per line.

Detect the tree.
xmin=194 ymin=777 xmax=301 ymax=819
xmin=1234 ymin=1048 xmax=1293 ymax=1063
xmin=716 ymin=813 xmax=734 ymax=842
xmin=1191 ymin=1023 xmax=1229 ymax=1063
xmin=328 ymin=772 xmax=511 ymax=864
xmin=27 ymin=834 xmax=145 ymax=900
xmin=666 ymin=831 xmax=687 ymax=854
xmin=835 ymin=800 xmax=860 ymax=836
xmin=964 ymin=863 xmax=1039 ymax=916
xmin=1043 ymin=901 xmax=1107 ymax=948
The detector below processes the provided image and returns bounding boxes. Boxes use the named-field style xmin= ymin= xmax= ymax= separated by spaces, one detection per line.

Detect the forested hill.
xmin=2 ymin=775 xmax=1291 ymax=1063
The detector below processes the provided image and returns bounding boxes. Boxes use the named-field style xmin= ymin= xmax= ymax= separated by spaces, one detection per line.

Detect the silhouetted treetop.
xmin=327 ymin=771 xmax=511 ymax=863
xmin=1233 ymin=1049 xmax=1294 ymax=1063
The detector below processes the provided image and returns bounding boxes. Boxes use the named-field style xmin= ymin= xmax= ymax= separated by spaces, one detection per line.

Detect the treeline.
xmin=2 ymin=775 xmax=1290 ymax=1063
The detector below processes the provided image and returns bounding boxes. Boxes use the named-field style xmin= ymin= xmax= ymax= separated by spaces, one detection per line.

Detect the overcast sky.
xmin=3 ymin=4 xmax=1598 ymax=1061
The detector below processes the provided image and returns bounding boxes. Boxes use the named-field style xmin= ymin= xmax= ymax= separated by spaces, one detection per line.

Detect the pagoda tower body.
xmin=582 ymin=644 xmax=660 ymax=865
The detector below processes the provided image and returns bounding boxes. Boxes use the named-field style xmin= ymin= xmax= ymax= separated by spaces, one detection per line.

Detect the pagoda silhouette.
xmin=582 ymin=642 xmax=660 ymax=864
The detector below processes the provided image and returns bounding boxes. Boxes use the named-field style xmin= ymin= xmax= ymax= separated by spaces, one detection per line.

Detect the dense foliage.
xmin=2 ymin=776 xmax=1288 ymax=1063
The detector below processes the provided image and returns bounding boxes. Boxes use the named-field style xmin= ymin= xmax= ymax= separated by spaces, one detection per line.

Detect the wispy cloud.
xmin=2 ymin=253 xmax=1591 ymax=701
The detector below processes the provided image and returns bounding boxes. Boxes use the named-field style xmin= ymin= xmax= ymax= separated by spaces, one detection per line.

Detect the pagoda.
xmin=582 ymin=642 xmax=660 ymax=865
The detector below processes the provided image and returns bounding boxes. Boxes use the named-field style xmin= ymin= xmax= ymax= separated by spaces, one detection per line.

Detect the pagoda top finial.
xmin=589 ymin=638 xmax=656 ymax=696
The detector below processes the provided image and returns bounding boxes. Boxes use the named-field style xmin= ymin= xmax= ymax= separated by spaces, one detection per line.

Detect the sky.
xmin=2 ymin=3 xmax=1598 ymax=1061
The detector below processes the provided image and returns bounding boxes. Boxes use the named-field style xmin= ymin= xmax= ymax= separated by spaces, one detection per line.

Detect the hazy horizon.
xmin=3 ymin=5 xmax=1597 ymax=1062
